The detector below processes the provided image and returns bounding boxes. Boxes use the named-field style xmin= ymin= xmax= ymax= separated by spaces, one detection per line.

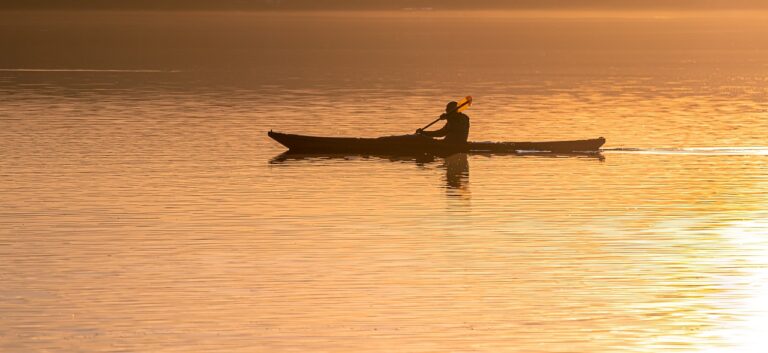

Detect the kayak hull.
xmin=268 ymin=131 xmax=606 ymax=154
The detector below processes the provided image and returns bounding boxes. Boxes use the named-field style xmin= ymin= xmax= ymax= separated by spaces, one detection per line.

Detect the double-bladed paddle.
xmin=420 ymin=95 xmax=473 ymax=131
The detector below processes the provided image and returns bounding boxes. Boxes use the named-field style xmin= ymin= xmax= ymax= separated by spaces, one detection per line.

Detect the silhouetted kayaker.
xmin=416 ymin=101 xmax=470 ymax=143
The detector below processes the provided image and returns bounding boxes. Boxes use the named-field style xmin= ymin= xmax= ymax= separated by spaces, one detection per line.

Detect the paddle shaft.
xmin=420 ymin=99 xmax=471 ymax=130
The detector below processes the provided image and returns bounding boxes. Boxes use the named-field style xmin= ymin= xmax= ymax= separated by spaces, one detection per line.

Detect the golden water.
xmin=1 ymin=10 xmax=768 ymax=352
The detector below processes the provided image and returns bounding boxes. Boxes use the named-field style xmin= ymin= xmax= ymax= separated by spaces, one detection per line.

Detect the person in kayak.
xmin=416 ymin=101 xmax=470 ymax=143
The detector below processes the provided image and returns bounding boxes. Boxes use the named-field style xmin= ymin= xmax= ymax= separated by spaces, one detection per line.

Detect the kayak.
xmin=269 ymin=131 xmax=605 ymax=154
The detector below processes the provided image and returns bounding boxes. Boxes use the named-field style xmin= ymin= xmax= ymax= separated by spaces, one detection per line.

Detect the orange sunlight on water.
xmin=2 ymin=9 xmax=768 ymax=353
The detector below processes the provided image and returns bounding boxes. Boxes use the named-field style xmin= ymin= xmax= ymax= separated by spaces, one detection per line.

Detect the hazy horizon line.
xmin=3 ymin=0 xmax=768 ymax=11
xmin=4 ymin=8 xmax=768 ymax=13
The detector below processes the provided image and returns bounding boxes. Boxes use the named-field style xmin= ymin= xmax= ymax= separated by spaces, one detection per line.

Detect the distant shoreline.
xmin=1 ymin=9 xmax=767 ymax=18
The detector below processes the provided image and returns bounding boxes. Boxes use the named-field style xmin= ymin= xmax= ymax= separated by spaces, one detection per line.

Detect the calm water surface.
xmin=1 ymin=11 xmax=768 ymax=353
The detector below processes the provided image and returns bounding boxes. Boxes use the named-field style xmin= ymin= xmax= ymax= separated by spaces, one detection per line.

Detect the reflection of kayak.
xmin=269 ymin=151 xmax=604 ymax=164
xmin=268 ymin=131 xmax=606 ymax=154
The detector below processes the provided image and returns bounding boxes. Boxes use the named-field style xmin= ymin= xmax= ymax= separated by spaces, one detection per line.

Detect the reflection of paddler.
xmin=444 ymin=153 xmax=469 ymax=190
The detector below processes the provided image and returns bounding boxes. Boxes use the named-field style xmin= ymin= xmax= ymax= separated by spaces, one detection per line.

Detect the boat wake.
xmin=604 ymin=147 xmax=768 ymax=156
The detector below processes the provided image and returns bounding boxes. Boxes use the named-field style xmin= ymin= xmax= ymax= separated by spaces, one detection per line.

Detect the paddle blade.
xmin=456 ymin=96 xmax=472 ymax=112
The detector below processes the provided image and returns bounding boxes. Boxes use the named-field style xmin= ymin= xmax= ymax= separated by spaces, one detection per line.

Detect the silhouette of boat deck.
xmin=268 ymin=131 xmax=606 ymax=154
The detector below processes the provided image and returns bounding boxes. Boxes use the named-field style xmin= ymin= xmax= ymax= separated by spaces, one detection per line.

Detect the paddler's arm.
xmin=416 ymin=114 xmax=449 ymax=136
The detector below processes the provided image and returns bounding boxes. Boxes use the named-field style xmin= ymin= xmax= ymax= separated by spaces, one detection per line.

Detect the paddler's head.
xmin=445 ymin=101 xmax=458 ymax=113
